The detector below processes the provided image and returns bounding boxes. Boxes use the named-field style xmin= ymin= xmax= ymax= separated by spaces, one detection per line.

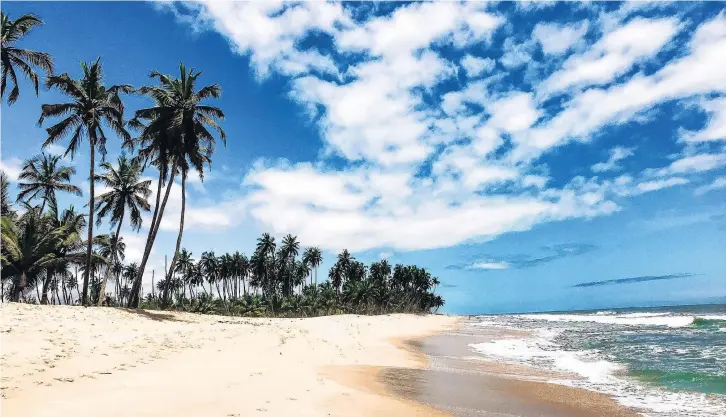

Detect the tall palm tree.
xmin=93 ymin=155 xmax=151 ymax=305
xmin=302 ymin=247 xmax=322 ymax=286
xmin=127 ymin=62 xmax=226 ymax=308
xmin=1 ymin=12 xmax=53 ymax=104
xmin=16 ymin=153 xmax=81 ymax=214
xmin=38 ymin=58 xmax=132 ymax=305
xmin=280 ymin=234 xmax=299 ymax=296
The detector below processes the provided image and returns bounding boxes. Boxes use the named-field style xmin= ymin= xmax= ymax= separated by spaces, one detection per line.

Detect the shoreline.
xmin=376 ymin=320 xmax=642 ymax=417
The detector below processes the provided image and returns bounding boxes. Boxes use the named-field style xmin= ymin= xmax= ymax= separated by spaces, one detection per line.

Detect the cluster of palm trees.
xmin=0 ymin=12 xmax=446 ymax=316
xmin=1 ymin=11 xmax=225 ymax=309
xmin=147 ymin=234 xmax=444 ymax=316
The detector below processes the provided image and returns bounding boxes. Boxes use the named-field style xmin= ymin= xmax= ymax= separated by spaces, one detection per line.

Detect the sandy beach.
xmin=1 ymin=304 xmax=646 ymax=417
xmin=0 ymin=303 xmax=455 ymax=417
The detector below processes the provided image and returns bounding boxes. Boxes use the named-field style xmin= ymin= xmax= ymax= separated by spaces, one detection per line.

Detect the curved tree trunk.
xmin=163 ymin=171 xmax=186 ymax=306
xmin=98 ymin=217 xmax=124 ymax=306
xmin=81 ymin=140 xmax=96 ymax=306
xmin=128 ymin=162 xmax=177 ymax=308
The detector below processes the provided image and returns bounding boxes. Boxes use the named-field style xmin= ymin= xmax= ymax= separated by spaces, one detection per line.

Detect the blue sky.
xmin=2 ymin=1 xmax=725 ymax=314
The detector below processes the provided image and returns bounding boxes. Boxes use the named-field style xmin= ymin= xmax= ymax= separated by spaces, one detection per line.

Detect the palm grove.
xmin=0 ymin=12 xmax=444 ymax=316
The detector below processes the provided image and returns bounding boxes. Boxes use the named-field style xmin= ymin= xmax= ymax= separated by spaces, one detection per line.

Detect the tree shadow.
xmin=112 ymin=307 xmax=189 ymax=323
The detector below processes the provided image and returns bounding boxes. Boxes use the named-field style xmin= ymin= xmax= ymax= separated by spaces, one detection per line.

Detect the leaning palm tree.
xmin=16 ymin=153 xmax=81 ymax=214
xmin=93 ymin=155 xmax=151 ymax=305
xmin=127 ymin=62 xmax=226 ymax=308
xmin=38 ymin=58 xmax=132 ymax=305
xmin=1 ymin=12 xmax=53 ymax=104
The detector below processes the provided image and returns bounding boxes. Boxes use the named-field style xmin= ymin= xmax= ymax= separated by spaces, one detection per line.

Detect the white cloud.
xmin=161 ymin=4 xmax=725 ymax=253
xmin=0 ymin=157 xmax=23 ymax=180
xmin=499 ymin=38 xmax=533 ymax=69
xmin=460 ymin=54 xmax=495 ymax=77
xmin=468 ymin=261 xmax=509 ymax=270
xmin=512 ymin=13 xmax=726 ymax=162
xmin=682 ymin=97 xmax=726 ymax=142
xmin=533 ymin=21 xmax=588 ymax=55
xmin=541 ymin=17 xmax=680 ymax=94
xmin=695 ymin=176 xmax=726 ymax=195
xmin=592 ymin=146 xmax=635 ymax=172
xmin=656 ymin=152 xmax=726 ymax=176
xmin=636 ymin=177 xmax=689 ymax=193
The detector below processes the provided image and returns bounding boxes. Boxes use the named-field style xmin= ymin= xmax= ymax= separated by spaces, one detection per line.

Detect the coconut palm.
xmin=1 ymin=171 xmax=14 ymax=220
xmin=127 ymin=62 xmax=226 ymax=308
xmin=302 ymin=247 xmax=322 ymax=286
xmin=39 ymin=205 xmax=86 ymax=304
xmin=38 ymin=58 xmax=132 ymax=305
xmin=93 ymin=155 xmax=151 ymax=305
xmin=1 ymin=12 xmax=53 ymax=104
xmin=16 ymin=153 xmax=81 ymax=214
xmin=1 ymin=207 xmax=61 ymax=301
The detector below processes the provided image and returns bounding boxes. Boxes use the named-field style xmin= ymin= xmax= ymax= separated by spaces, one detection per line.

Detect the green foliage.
xmin=126 ymin=233 xmax=444 ymax=317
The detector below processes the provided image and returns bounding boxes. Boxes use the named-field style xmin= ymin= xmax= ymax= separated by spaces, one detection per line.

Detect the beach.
xmin=1 ymin=303 xmax=660 ymax=417
xmin=1 ymin=303 xmax=455 ymax=417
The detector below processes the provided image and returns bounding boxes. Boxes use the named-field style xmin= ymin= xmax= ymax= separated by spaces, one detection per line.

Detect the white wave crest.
xmin=519 ymin=313 xmax=694 ymax=327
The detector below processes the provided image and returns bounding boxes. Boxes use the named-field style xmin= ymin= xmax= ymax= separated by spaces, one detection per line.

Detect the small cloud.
xmin=574 ymin=273 xmax=694 ymax=288
xmin=448 ymin=243 xmax=596 ymax=272
xmin=379 ymin=252 xmax=393 ymax=260
xmin=695 ymin=176 xmax=726 ymax=195
xmin=440 ymin=283 xmax=458 ymax=289
xmin=0 ymin=157 xmax=23 ymax=180
xmin=591 ymin=146 xmax=635 ymax=173
xmin=468 ymin=261 xmax=509 ymax=270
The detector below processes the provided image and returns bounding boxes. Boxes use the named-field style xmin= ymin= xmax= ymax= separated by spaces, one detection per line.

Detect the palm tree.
xmin=302 ymin=247 xmax=322 ymax=286
xmin=200 ymin=251 xmax=219 ymax=299
xmin=16 ymin=153 xmax=81 ymax=214
xmin=1 ymin=171 xmax=15 ymax=220
xmin=38 ymin=58 xmax=132 ymax=305
xmin=128 ymin=62 xmax=226 ymax=308
xmin=280 ymin=234 xmax=299 ymax=296
xmin=1 ymin=12 xmax=53 ymax=104
xmin=93 ymin=155 xmax=151 ymax=305
xmin=1 ymin=207 xmax=61 ymax=301
xmin=40 ymin=205 xmax=87 ymax=304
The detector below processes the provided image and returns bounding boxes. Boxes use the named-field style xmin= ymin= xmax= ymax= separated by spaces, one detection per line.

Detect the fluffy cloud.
xmin=541 ymin=17 xmax=680 ymax=94
xmin=460 ymin=54 xmax=495 ymax=77
xmin=533 ymin=21 xmax=588 ymax=55
xmin=162 ymin=4 xmax=726 ymax=252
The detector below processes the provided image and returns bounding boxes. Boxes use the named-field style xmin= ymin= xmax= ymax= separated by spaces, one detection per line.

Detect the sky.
xmin=1 ymin=1 xmax=725 ymax=314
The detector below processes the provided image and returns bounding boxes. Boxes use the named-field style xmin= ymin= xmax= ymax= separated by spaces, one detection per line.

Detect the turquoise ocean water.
xmin=469 ymin=304 xmax=726 ymax=416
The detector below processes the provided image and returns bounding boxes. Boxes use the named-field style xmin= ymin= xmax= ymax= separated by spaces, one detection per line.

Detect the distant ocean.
xmin=468 ymin=304 xmax=726 ymax=416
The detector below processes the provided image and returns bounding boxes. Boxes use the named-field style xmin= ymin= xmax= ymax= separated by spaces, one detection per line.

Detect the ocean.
xmin=468 ymin=304 xmax=726 ymax=416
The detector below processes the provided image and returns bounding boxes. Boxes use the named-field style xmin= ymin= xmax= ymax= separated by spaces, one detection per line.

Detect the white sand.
xmin=0 ymin=303 xmax=455 ymax=417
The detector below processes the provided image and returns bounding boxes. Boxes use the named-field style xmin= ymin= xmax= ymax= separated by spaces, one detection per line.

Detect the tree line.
xmin=0 ymin=12 xmax=445 ymax=316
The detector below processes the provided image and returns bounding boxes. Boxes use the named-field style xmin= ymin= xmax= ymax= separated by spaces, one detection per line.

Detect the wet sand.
xmin=374 ymin=320 xmax=642 ymax=417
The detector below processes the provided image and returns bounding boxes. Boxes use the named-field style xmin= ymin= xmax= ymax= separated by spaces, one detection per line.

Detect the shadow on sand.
xmin=112 ymin=307 xmax=189 ymax=323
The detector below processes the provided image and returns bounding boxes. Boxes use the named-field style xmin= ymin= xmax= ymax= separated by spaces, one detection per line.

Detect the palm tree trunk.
xmin=41 ymin=270 xmax=52 ymax=305
xmin=128 ymin=162 xmax=177 ymax=308
xmin=163 ymin=171 xmax=186 ymax=306
xmin=12 ymin=271 xmax=27 ymax=302
xmin=82 ymin=139 xmax=96 ymax=306
xmin=98 ymin=217 xmax=124 ymax=306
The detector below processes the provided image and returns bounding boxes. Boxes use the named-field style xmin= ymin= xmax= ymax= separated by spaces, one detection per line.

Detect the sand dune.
xmin=1 ymin=303 xmax=455 ymax=417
